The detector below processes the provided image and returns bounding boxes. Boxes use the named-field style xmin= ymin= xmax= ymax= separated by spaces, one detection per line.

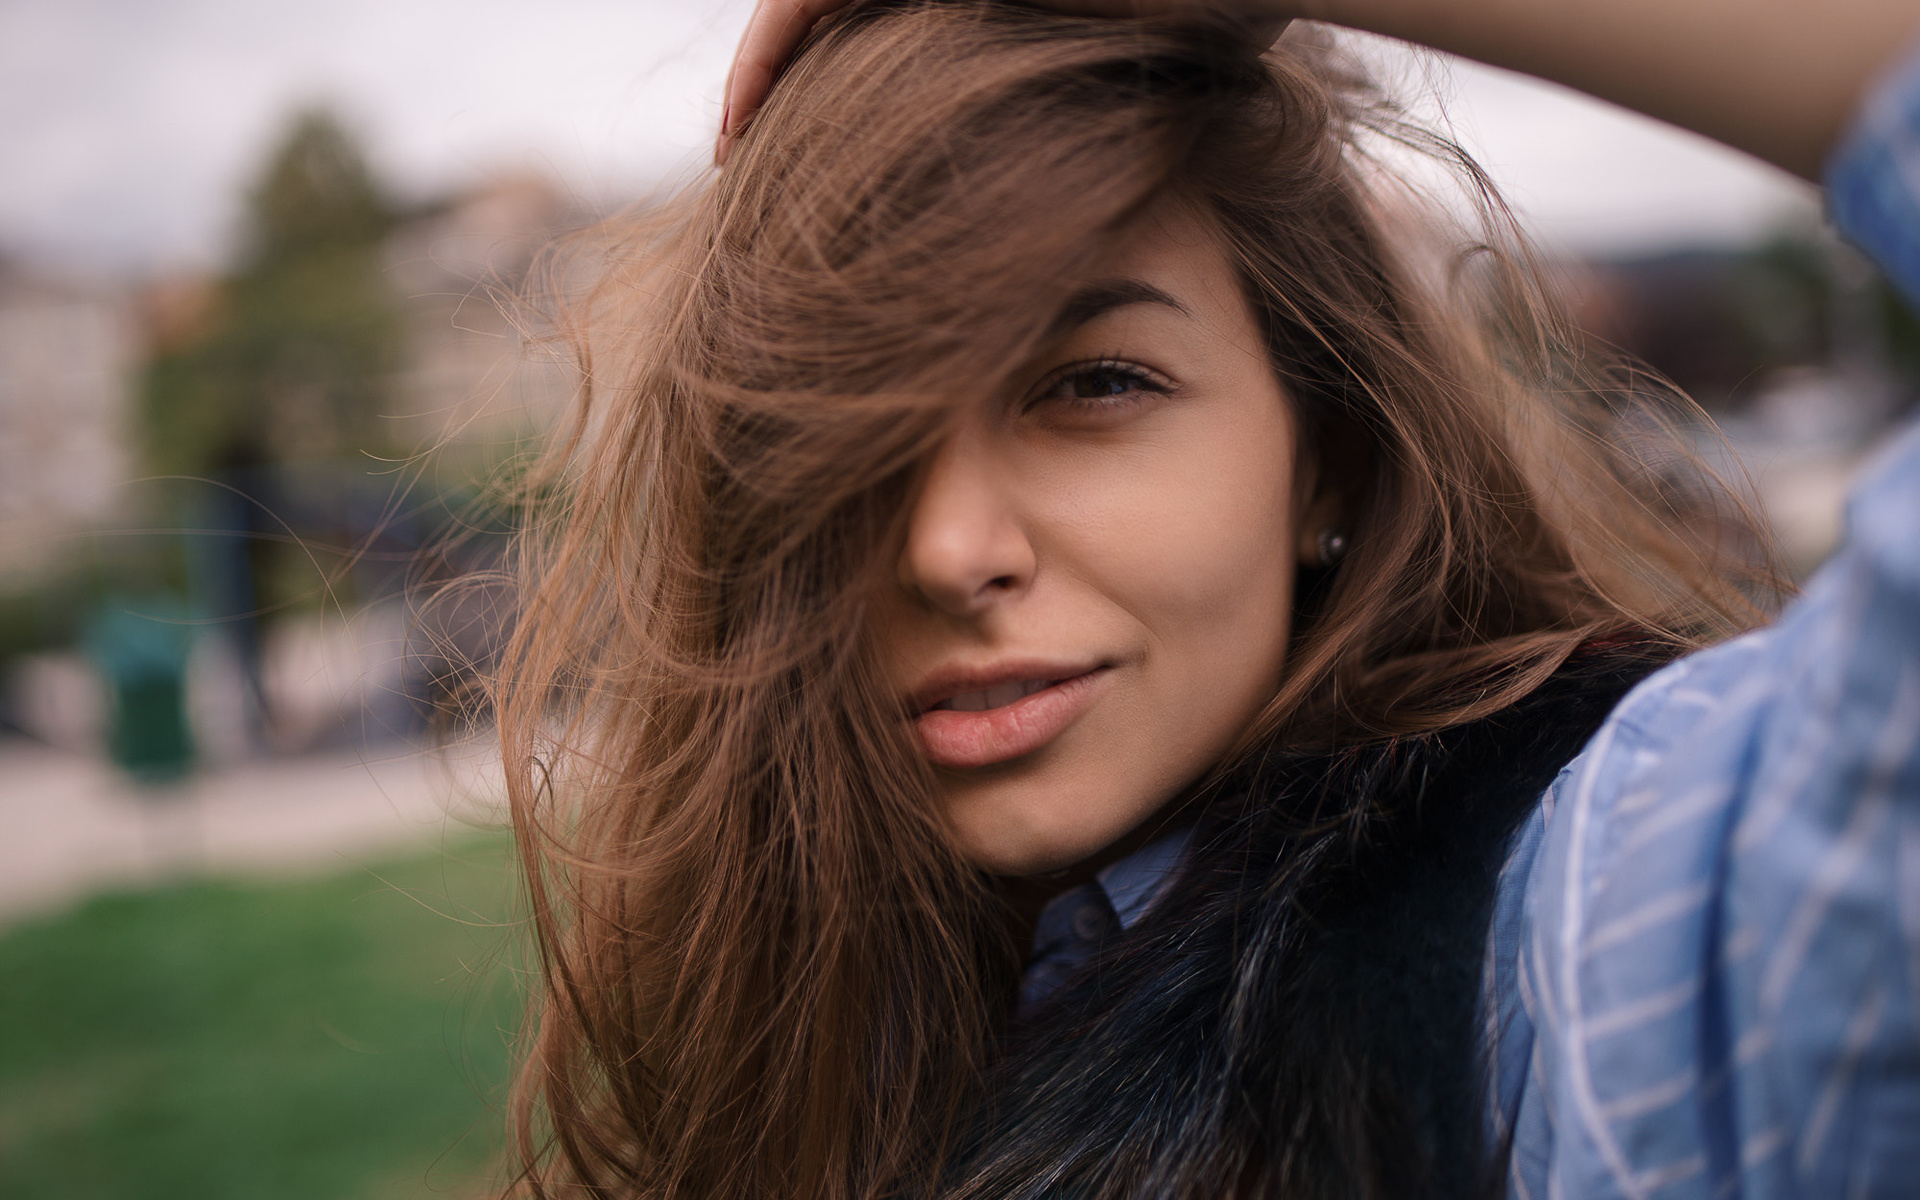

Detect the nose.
xmin=898 ymin=425 xmax=1036 ymax=617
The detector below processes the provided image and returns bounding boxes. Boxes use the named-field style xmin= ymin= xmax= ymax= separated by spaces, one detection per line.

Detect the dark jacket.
xmin=946 ymin=649 xmax=1664 ymax=1200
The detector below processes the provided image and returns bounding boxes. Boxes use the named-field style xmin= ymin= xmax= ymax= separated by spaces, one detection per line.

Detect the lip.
xmin=911 ymin=661 xmax=1111 ymax=770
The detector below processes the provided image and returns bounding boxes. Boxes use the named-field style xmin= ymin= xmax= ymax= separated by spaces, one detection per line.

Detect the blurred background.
xmin=1 ymin=3 xmax=1916 ymax=1198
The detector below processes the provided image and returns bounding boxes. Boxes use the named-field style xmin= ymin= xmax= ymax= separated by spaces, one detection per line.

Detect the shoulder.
xmin=1528 ymin=411 xmax=1920 ymax=951
xmin=1509 ymin=502 xmax=1920 ymax=1195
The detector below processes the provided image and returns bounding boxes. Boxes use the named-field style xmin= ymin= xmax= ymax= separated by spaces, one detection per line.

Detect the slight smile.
xmin=913 ymin=665 xmax=1112 ymax=769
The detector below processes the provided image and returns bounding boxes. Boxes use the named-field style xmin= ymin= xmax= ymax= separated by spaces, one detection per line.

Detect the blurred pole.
xmin=183 ymin=463 xmax=276 ymax=753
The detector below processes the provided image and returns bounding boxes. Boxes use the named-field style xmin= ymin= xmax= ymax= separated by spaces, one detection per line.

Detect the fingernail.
xmin=721 ymin=100 xmax=733 ymax=137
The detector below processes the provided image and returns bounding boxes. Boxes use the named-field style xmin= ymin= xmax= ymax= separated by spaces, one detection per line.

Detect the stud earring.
xmin=1316 ymin=528 xmax=1349 ymax=568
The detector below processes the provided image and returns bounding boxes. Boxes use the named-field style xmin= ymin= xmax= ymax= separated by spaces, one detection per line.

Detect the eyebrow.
xmin=1049 ymin=279 xmax=1191 ymax=336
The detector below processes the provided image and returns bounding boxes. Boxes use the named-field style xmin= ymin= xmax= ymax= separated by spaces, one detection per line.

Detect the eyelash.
xmin=1024 ymin=358 xmax=1175 ymax=416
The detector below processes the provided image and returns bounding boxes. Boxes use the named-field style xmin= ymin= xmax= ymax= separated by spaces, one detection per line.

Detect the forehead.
xmin=1097 ymin=202 xmax=1232 ymax=281
xmin=1044 ymin=201 xmax=1261 ymax=352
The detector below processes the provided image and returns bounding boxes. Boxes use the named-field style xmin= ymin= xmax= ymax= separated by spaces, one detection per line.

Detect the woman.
xmin=497 ymin=1 xmax=1920 ymax=1197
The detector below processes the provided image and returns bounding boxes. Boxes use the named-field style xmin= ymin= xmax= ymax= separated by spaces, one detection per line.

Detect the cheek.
xmin=1058 ymin=399 xmax=1299 ymax=647
xmin=1144 ymin=438 xmax=1298 ymax=755
xmin=1037 ymin=395 xmax=1301 ymax=805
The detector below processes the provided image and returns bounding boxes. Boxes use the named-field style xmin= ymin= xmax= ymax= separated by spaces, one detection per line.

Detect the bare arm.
xmin=718 ymin=0 xmax=1920 ymax=179
xmin=1296 ymin=0 xmax=1920 ymax=180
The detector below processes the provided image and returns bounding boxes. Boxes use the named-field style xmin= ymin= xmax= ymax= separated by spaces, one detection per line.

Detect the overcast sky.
xmin=0 ymin=0 xmax=1820 ymax=278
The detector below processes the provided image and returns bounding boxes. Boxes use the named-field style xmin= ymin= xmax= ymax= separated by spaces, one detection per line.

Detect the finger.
xmin=716 ymin=0 xmax=848 ymax=165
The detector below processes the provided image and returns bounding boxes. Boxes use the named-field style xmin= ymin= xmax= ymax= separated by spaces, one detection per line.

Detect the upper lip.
xmin=908 ymin=658 xmax=1106 ymax=715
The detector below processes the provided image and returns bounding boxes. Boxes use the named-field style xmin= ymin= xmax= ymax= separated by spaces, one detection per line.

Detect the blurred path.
xmin=0 ymin=739 xmax=503 ymax=924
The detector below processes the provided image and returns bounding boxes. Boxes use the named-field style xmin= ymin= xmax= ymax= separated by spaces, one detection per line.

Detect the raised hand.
xmin=715 ymin=0 xmax=1292 ymax=165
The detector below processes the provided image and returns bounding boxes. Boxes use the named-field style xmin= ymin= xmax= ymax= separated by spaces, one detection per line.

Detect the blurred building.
xmin=1571 ymin=233 xmax=1917 ymax=575
xmin=385 ymin=172 xmax=580 ymax=457
xmin=1573 ymin=234 xmax=1915 ymax=418
xmin=1 ymin=169 xmax=583 ymax=582
xmin=0 ymin=262 xmax=136 ymax=582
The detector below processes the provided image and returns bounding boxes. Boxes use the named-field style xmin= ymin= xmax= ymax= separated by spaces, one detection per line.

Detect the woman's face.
xmin=874 ymin=204 xmax=1319 ymax=875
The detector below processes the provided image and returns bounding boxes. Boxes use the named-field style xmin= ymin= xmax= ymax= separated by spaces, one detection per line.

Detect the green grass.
xmin=0 ymin=834 xmax=525 ymax=1200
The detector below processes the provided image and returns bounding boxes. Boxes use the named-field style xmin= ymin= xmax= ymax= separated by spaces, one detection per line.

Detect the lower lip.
xmin=915 ymin=669 xmax=1109 ymax=770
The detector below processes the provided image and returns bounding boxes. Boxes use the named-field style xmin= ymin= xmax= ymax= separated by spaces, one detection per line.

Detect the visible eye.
xmin=1024 ymin=359 xmax=1173 ymax=421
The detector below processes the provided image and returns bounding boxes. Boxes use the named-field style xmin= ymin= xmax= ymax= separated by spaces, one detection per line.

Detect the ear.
xmin=1292 ymin=420 xmax=1366 ymax=567
xmin=1294 ymin=486 xmax=1347 ymax=567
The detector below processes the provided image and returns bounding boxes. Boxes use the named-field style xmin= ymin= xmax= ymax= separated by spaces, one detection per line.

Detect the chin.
xmin=944 ymin=783 xmax=1126 ymax=877
xmin=963 ymin=838 xmax=1086 ymax=878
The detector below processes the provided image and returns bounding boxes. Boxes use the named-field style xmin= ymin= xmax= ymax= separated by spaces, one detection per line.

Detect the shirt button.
xmin=1072 ymin=903 xmax=1109 ymax=942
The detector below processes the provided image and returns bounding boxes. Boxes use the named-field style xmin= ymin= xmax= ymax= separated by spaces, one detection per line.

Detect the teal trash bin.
xmin=86 ymin=597 xmax=197 ymax=785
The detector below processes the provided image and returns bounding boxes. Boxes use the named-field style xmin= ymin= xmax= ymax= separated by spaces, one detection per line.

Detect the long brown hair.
xmin=493 ymin=4 xmax=1777 ymax=1197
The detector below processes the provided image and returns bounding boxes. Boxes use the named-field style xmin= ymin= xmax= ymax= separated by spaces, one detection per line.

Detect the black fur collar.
xmin=944 ymin=647 xmax=1666 ymax=1200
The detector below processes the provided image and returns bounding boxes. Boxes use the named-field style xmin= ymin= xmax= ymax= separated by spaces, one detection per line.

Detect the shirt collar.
xmin=1094 ymin=824 xmax=1195 ymax=930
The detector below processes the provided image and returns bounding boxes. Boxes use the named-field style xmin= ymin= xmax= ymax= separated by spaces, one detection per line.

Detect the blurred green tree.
xmin=141 ymin=107 xmax=402 ymax=477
